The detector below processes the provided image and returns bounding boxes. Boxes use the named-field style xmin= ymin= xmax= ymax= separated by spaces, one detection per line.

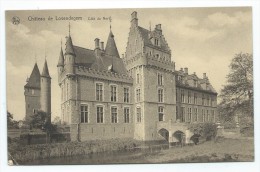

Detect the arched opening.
xmin=190 ymin=134 xmax=201 ymax=145
xmin=172 ymin=130 xmax=185 ymax=145
xmin=158 ymin=128 xmax=169 ymax=141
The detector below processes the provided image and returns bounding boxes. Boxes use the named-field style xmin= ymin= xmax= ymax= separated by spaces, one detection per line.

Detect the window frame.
xmin=80 ymin=104 xmax=89 ymax=123
xmin=95 ymin=82 xmax=104 ymax=101
xmin=96 ymin=105 xmax=104 ymax=124
xmin=111 ymin=106 xmax=118 ymax=123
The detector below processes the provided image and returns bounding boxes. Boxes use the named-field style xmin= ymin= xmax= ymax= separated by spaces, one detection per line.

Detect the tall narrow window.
xmin=158 ymin=106 xmax=164 ymax=121
xmin=124 ymin=87 xmax=129 ymax=103
xmin=181 ymin=107 xmax=185 ymax=122
xmin=207 ymin=95 xmax=210 ymax=106
xmin=181 ymin=89 xmax=185 ymax=103
xmin=194 ymin=93 xmax=197 ymax=105
xmin=158 ymin=89 xmax=163 ymax=102
xmin=136 ymin=107 xmax=141 ymax=123
xmin=136 ymin=73 xmax=140 ymax=84
xmin=194 ymin=108 xmax=198 ymax=122
xmin=202 ymin=109 xmax=205 ymax=122
xmin=155 ymin=38 xmax=159 ymax=46
xmin=124 ymin=107 xmax=130 ymax=123
xmin=202 ymin=94 xmax=205 ymax=105
xmin=110 ymin=85 xmax=117 ymax=102
xmin=211 ymin=110 xmax=215 ymax=122
xmin=97 ymin=106 xmax=104 ymax=123
xmin=96 ymin=83 xmax=103 ymax=101
xmin=187 ymin=107 xmax=192 ymax=122
xmin=158 ymin=73 xmax=163 ymax=85
xmin=207 ymin=110 xmax=210 ymax=121
xmin=66 ymin=83 xmax=69 ymax=100
xmin=80 ymin=105 xmax=88 ymax=123
xmin=188 ymin=91 xmax=191 ymax=104
xmin=176 ymin=106 xmax=179 ymax=120
xmin=111 ymin=107 xmax=118 ymax=123
xmin=136 ymin=88 xmax=141 ymax=102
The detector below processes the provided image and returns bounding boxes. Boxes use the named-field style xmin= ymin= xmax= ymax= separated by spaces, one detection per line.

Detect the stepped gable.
xmin=42 ymin=60 xmax=51 ymax=78
xmin=137 ymin=26 xmax=171 ymax=53
xmin=24 ymin=63 xmax=41 ymax=89
xmin=105 ymin=31 xmax=120 ymax=58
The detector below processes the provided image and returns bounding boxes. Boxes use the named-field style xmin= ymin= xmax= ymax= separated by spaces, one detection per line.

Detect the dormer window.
xmin=194 ymin=80 xmax=198 ymax=87
xmin=178 ymin=76 xmax=182 ymax=81
xmin=155 ymin=38 xmax=159 ymax=46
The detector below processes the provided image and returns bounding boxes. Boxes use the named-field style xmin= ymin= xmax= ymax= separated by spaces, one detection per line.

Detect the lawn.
xmin=144 ymin=137 xmax=254 ymax=163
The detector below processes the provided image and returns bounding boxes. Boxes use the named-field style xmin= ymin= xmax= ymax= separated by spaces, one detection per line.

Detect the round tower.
xmin=41 ymin=60 xmax=51 ymax=119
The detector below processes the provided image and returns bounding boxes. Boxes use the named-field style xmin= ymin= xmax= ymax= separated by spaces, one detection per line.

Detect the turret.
xmin=105 ymin=30 xmax=120 ymax=58
xmin=41 ymin=59 xmax=51 ymax=122
xmin=64 ymin=35 xmax=75 ymax=74
xmin=57 ymin=46 xmax=64 ymax=82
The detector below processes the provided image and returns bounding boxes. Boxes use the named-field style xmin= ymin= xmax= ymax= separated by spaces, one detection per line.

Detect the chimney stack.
xmin=203 ymin=73 xmax=207 ymax=79
xmin=180 ymin=68 xmax=183 ymax=72
xmin=100 ymin=41 xmax=104 ymax=51
xmin=94 ymin=38 xmax=100 ymax=49
xmin=194 ymin=72 xmax=196 ymax=75
xmin=131 ymin=11 xmax=138 ymax=27
xmin=184 ymin=67 xmax=188 ymax=74
xmin=155 ymin=24 xmax=162 ymax=30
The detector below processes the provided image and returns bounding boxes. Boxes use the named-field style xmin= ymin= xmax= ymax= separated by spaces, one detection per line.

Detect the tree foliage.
xmin=7 ymin=111 xmax=18 ymax=129
xmin=218 ymin=53 xmax=253 ymax=124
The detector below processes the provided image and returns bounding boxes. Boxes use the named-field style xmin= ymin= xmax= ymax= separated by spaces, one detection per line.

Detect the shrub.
xmin=189 ymin=123 xmax=217 ymax=141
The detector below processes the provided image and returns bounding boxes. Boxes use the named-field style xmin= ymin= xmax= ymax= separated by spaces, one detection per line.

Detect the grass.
xmin=144 ymin=137 xmax=254 ymax=163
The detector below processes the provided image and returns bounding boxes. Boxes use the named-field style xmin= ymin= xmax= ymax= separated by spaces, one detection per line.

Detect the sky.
xmin=5 ymin=7 xmax=252 ymax=121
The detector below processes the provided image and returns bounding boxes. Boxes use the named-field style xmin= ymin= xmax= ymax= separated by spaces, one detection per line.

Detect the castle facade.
xmin=56 ymin=11 xmax=217 ymax=143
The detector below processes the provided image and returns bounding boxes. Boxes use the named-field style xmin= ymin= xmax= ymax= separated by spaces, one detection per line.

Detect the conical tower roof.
xmin=24 ymin=63 xmax=41 ymax=89
xmin=105 ymin=30 xmax=120 ymax=58
xmin=41 ymin=60 xmax=51 ymax=78
xmin=65 ymin=36 xmax=75 ymax=56
xmin=57 ymin=47 xmax=64 ymax=67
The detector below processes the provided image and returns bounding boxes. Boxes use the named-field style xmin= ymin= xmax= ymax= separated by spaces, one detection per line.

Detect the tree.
xmin=218 ymin=53 xmax=253 ymax=125
xmin=7 ymin=111 xmax=18 ymax=129
xmin=52 ymin=116 xmax=61 ymax=125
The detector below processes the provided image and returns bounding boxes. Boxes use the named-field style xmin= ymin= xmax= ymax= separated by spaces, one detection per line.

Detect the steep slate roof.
xmin=57 ymin=47 xmax=64 ymax=66
xmin=105 ymin=31 xmax=120 ymax=58
xmin=65 ymin=36 xmax=75 ymax=56
xmin=137 ymin=26 xmax=171 ymax=53
xmin=73 ymin=46 xmax=96 ymax=67
xmin=24 ymin=63 xmax=41 ymax=89
xmin=41 ymin=60 xmax=51 ymax=78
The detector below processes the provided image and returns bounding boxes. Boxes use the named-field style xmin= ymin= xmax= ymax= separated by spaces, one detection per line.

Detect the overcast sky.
xmin=6 ymin=7 xmax=252 ymax=120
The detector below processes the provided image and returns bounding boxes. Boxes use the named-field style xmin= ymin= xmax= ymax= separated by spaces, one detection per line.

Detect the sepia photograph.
xmin=5 ymin=7 xmax=254 ymax=166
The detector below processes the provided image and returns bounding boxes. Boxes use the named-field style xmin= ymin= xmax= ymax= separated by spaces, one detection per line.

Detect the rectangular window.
xmin=110 ymin=85 xmax=117 ymax=102
xmin=158 ymin=106 xmax=164 ymax=121
xmin=136 ymin=107 xmax=141 ymax=123
xmin=194 ymin=93 xmax=197 ymax=105
xmin=136 ymin=73 xmax=140 ymax=84
xmin=158 ymin=73 xmax=163 ymax=85
xmin=187 ymin=107 xmax=192 ymax=122
xmin=158 ymin=89 xmax=163 ymax=102
xmin=207 ymin=110 xmax=210 ymax=121
xmin=212 ymin=110 xmax=215 ymax=122
xmin=207 ymin=95 xmax=210 ymax=106
xmin=202 ymin=109 xmax=205 ymax=122
xmin=80 ymin=105 xmax=88 ymax=123
xmin=194 ymin=108 xmax=198 ymax=122
xmin=181 ymin=90 xmax=185 ymax=103
xmin=136 ymin=88 xmax=141 ymax=102
xmin=96 ymin=83 xmax=103 ymax=101
xmin=97 ymin=106 xmax=104 ymax=123
xmin=202 ymin=94 xmax=205 ymax=106
xmin=111 ymin=107 xmax=118 ymax=123
xmin=188 ymin=91 xmax=191 ymax=104
xmin=181 ymin=107 xmax=185 ymax=122
xmin=124 ymin=107 xmax=130 ymax=123
xmin=124 ymin=87 xmax=129 ymax=103
xmin=176 ymin=106 xmax=179 ymax=120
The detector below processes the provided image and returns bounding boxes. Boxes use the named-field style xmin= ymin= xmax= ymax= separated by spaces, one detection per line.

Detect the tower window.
xmin=158 ymin=73 xmax=163 ymax=86
xmin=136 ymin=107 xmax=141 ymax=123
xmin=158 ymin=106 xmax=164 ymax=121
xmin=124 ymin=87 xmax=129 ymax=103
xmin=158 ymin=89 xmax=163 ymax=103
xmin=181 ymin=89 xmax=185 ymax=103
xmin=80 ymin=105 xmax=88 ymax=123
xmin=136 ymin=88 xmax=141 ymax=102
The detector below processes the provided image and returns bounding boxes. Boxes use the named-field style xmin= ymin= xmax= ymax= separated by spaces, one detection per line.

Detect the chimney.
xmin=94 ymin=38 xmax=100 ymax=49
xmin=184 ymin=67 xmax=188 ymax=74
xmin=180 ymin=68 xmax=183 ymax=72
xmin=194 ymin=72 xmax=196 ymax=75
xmin=131 ymin=11 xmax=138 ymax=27
xmin=155 ymin=24 xmax=162 ymax=30
xmin=203 ymin=73 xmax=207 ymax=79
xmin=100 ymin=41 xmax=104 ymax=51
